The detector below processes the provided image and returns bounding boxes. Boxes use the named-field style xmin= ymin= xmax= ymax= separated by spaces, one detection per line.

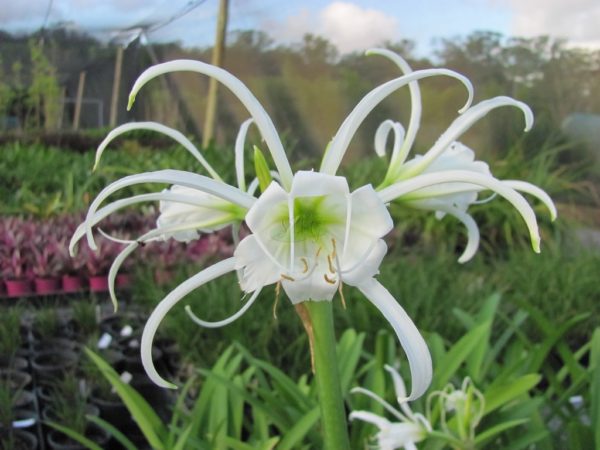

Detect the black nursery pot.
xmin=31 ymin=350 xmax=78 ymax=383
xmin=0 ymin=369 xmax=32 ymax=391
xmin=46 ymin=424 xmax=109 ymax=450
xmin=0 ymin=355 xmax=28 ymax=371
xmin=0 ymin=429 xmax=38 ymax=450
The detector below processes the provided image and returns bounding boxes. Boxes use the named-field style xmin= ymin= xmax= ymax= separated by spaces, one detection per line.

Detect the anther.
xmin=281 ymin=274 xmax=295 ymax=281
xmin=323 ymin=274 xmax=337 ymax=285
xmin=300 ymin=257 xmax=309 ymax=274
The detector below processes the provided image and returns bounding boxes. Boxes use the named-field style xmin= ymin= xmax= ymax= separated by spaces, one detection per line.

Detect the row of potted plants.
xmin=0 ymin=213 xmax=235 ymax=298
xmin=1 ymin=300 xmax=180 ymax=449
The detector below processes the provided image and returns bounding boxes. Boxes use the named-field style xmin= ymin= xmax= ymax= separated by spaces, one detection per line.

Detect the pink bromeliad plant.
xmin=70 ymin=49 xmax=555 ymax=449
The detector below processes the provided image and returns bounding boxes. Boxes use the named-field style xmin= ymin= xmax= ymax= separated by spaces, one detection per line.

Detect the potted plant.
xmin=71 ymin=300 xmax=99 ymax=339
xmin=0 ymin=383 xmax=38 ymax=450
xmin=43 ymin=374 xmax=109 ymax=449
xmin=31 ymin=233 xmax=64 ymax=294
xmin=81 ymin=238 xmax=120 ymax=293
xmin=0 ymin=306 xmax=27 ymax=370
xmin=0 ymin=219 xmax=34 ymax=297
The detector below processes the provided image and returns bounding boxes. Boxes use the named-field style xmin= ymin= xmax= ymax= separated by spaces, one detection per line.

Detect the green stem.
xmin=305 ymin=300 xmax=351 ymax=450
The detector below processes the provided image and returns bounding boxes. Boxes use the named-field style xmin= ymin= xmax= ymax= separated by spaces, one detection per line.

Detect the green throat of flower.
xmin=277 ymin=195 xmax=342 ymax=244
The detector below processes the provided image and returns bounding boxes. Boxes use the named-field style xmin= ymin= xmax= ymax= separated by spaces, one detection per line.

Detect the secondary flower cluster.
xmin=70 ymin=49 xmax=555 ymax=399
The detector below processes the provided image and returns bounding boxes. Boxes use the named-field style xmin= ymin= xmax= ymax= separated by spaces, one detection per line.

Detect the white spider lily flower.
xmin=350 ymin=365 xmax=432 ymax=450
xmin=71 ymin=48 xmax=552 ymax=404
xmin=369 ymin=50 xmax=556 ymax=262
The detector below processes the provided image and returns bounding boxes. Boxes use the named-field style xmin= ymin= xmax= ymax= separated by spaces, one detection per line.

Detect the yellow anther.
xmin=300 ymin=257 xmax=309 ymax=274
xmin=281 ymin=274 xmax=295 ymax=281
xmin=323 ymin=274 xmax=337 ymax=285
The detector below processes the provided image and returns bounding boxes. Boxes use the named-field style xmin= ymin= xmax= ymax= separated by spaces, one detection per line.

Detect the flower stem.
xmin=304 ymin=300 xmax=351 ymax=450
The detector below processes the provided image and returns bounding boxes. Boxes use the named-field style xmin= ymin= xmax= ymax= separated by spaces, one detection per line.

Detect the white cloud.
xmin=268 ymin=2 xmax=399 ymax=54
xmin=508 ymin=0 xmax=600 ymax=47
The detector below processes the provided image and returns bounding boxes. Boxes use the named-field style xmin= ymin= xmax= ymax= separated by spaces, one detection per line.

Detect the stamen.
xmin=273 ymin=282 xmax=281 ymax=320
xmin=315 ymin=246 xmax=322 ymax=258
xmin=338 ymin=283 xmax=347 ymax=309
xmin=324 ymin=274 xmax=337 ymax=285
xmin=300 ymin=257 xmax=309 ymax=273
xmin=327 ymin=255 xmax=336 ymax=274
xmin=281 ymin=274 xmax=295 ymax=281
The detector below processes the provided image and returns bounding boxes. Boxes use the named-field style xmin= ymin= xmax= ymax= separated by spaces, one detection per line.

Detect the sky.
xmin=1 ymin=0 xmax=599 ymax=56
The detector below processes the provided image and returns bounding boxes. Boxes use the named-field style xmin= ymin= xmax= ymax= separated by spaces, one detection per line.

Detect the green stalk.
xmin=304 ymin=300 xmax=351 ymax=450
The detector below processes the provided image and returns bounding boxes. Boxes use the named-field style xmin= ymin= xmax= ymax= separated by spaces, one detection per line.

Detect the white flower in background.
xmin=350 ymin=365 xmax=432 ymax=450
xmin=71 ymin=49 xmax=553 ymax=398
xmin=360 ymin=49 xmax=557 ymax=263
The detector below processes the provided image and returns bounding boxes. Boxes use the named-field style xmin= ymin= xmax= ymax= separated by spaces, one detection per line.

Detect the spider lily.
xmin=350 ymin=365 xmax=432 ymax=450
xmin=70 ymin=49 xmax=552 ymax=401
xmin=362 ymin=49 xmax=556 ymax=263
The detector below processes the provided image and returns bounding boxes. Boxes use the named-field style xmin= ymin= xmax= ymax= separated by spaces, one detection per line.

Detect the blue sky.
xmin=1 ymin=0 xmax=598 ymax=56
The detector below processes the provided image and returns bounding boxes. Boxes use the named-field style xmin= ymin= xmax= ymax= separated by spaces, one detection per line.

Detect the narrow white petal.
xmin=367 ymin=49 xmax=424 ymax=168
xmin=503 ymin=180 xmax=557 ymax=221
xmin=426 ymin=203 xmax=480 ymax=263
xmin=235 ymin=118 xmax=254 ymax=191
xmin=358 ymin=279 xmax=432 ymax=400
xmin=378 ymin=170 xmax=541 ymax=252
xmin=320 ymin=68 xmax=473 ymax=176
xmin=70 ymin=191 xmax=204 ymax=255
xmin=94 ymin=121 xmax=222 ymax=181
xmin=402 ymin=97 xmax=533 ymax=177
xmin=141 ymin=258 xmax=236 ymax=388
xmin=348 ymin=411 xmax=391 ymax=430
xmin=374 ymin=120 xmax=405 ymax=159
xmin=108 ymin=241 xmax=139 ymax=313
xmin=128 ymin=60 xmax=293 ymax=189
xmin=184 ymin=287 xmax=261 ymax=328
xmin=350 ymin=387 xmax=406 ymax=421
xmin=84 ymin=170 xmax=254 ymax=250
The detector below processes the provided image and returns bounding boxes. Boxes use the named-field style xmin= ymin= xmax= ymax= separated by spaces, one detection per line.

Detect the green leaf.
xmin=46 ymin=421 xmax=104 ymax=450
xmin=474 ymin=419 xmax=529 ymax=446
xmin=590 ymin=328 xmax=600 ymax=450
xmin=484 ymin=374 xmax=541 ymax=415
xmin=432 ymin=322 xmax=489 ymax=389
xmin=254 ymin=146 xmax=272 ymax=193
xmin=84 ymin=348 xmax=167 ymax=449
xmin=173 ymin=422 xmax=195 ymax=450
xmin=86 ymin=415 xmax=137 ymax=450
xmin=277 ymin=407 xmax=320 ymax=450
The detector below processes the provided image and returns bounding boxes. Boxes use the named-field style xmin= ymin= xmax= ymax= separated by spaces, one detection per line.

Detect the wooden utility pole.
xmin=109 ymin=46 xmax=124 ymax=127
xmin=202 ymin=0 xmax=229 ymax=148
xmin=73 ymin=70 xmax=86 ymax=130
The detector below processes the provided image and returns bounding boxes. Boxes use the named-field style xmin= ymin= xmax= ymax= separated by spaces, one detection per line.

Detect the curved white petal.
xmin=367 ymin=49 xmax=422 ymax=169
xmin=401 ymin=97 xmax=533 ymax=178
xmin=384 ymin=365 xmax=417 ymax=419
xmin=343 ymin=239 xmax=387 ymax=286
xmin=94 ymin=121 xmax=222 ymax=181
xmin=320 ymin=68 xmax=473 ymax=176
xmin=141 ymin=258 xmax=236 ymax=388
xmin=184 ymin=287 xmax=262 ymax=328
xmin=108 ymin=240 xmax=139 ymax=313
xmin=348 ymin=411 xmax=391 ymax=430
xmin=374 ymin=120 xmax=405 ymax=159
xmin=411 ymin=200 xmax=480 ymax=263
xmin=84 ymin=170 xmax=254 ymax=250
xmin=128 ymin=60 xmax=293 ymax=189
xmin=378 ymin=170 xmax=541 ymax=252
xmin=69 ymin=191 xmax=215 ymax=255
xmin=235 ymin=118 xmax=254 ymax=191
xmin=358 ymin=279 xmax=432 ymax=400
xmin=350 ymin=387 xmax=405 ymax=421
xmin=503 ymin=180 xmax=557 ymax=220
